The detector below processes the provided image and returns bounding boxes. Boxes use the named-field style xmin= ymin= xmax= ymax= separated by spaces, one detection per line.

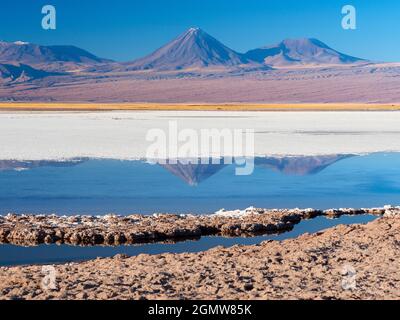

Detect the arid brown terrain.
xmin=0 ymin=215 xmax=399 ymax=300
xmin=2 ymin=64 xmax=400 ymax=104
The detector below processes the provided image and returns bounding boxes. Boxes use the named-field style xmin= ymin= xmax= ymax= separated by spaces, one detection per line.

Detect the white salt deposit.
xmin=213 ymin=207 xmax=259 ymax=218
xmin=0 ymin=111 xmax=399 ymax=160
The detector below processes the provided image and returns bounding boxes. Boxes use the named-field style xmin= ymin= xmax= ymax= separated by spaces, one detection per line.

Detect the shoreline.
xmin=1 ymin=214 xmax=399 ymax=300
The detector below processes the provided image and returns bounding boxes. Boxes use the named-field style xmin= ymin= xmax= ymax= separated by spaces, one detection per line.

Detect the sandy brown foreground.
xmin=1 ymin=216 xmax=399 ymax=300
xmin=1 ymin=102 xmax=400 ymax=111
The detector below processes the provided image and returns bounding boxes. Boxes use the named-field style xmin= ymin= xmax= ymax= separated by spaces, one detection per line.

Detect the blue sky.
xmin=1 ymin=0 xmax=399 ymax=62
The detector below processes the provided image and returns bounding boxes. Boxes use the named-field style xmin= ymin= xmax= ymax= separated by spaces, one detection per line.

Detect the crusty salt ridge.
xmin=0 ymin=216 xmax=399 ymax=300
xmin=0 ymin=111 xmax=400 ymax=160
xmin=0 ymin=206 xmax=396 ymax=246
xmin=213 ymin=206 xmax=319 ymax=218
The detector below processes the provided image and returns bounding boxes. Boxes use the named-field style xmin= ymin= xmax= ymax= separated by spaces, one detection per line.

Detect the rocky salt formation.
xmin=0 ymin=216 xmax=399 ymax=300
xmin=0 ymin=206 xmax=397 ymax=246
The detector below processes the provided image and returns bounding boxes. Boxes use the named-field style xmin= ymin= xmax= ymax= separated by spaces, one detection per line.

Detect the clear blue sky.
xmin=1 ymin=0 xmax=399 ymax=62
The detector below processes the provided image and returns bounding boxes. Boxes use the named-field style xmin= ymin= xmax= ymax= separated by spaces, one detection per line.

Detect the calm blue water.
xmin=0 ymin=154 xmax=391 ymax=266
xmin=0 ymin=215 xmax=377 ymax=266
xmin=0 ymin=153 xmax=399 ymax=214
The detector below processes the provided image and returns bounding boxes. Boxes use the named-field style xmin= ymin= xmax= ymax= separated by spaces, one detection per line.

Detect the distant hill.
xmin=245 ymin=38 xmax=366 ymax=67
xmin=0 ymin=41 xmax=111 ymax=71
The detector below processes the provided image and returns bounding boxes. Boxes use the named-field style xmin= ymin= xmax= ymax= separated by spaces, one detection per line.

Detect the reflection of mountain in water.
xmin=255 ymin=155 xmax=354 ymax=176
xmin=0 ymin=158 xmax=88 ymax=172
xmin=159 ymin=155 xmax=354 ymax=185
xmin=159 ymin=160 xmax=227 ymax=186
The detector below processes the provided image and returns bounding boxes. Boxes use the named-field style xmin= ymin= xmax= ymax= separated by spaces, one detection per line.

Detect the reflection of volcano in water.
xmin=159 ymin=160 xmax=227 ymax=186
xmin=255 ymin=155 xmax=354 ymax=176
xmin=0 ymin=158 xmax=88 ymax=172
xmin=159 ymin=155 xmax=354 ymax=185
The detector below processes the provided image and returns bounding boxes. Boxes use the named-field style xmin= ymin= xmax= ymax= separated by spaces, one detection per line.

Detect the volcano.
xmin=126 ymin=28 xmax=250 ymax=71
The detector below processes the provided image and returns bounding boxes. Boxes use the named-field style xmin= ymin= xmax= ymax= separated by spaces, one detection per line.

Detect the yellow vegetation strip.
xmin=1 ymin=103 xmax=400 ymax=111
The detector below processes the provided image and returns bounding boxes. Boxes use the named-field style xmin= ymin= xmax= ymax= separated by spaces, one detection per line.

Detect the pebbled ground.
xmin=0 ymin=216 xmax=399 ymax=300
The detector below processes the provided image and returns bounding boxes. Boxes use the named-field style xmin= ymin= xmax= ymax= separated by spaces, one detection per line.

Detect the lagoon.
xmin=0 ymin=153 xmax=399 ymax=215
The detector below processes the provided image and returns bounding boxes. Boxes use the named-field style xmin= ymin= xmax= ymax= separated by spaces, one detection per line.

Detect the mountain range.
xmin=0 ymin=156 xmax=351 ymax=184
xmin=0 ymin=28 xmax=367 ymax=78
xmin=127 ymin=29 xmax=365 ymax=70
